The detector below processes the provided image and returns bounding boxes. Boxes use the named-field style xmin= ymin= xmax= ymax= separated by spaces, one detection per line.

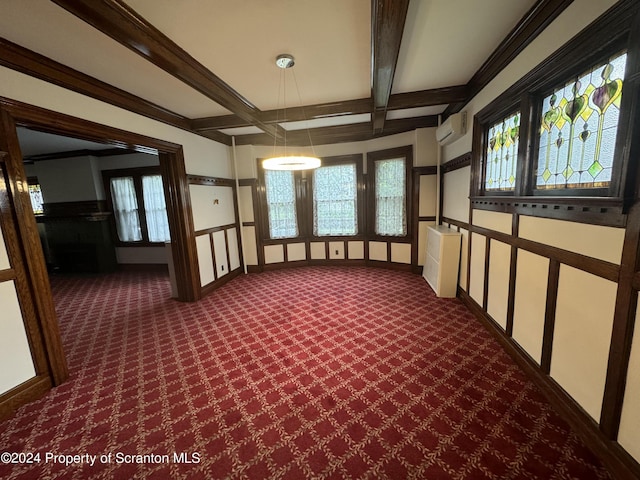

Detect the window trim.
xmin=470 ymin=11 xmax=638 ymax=225
xmin=308 ymin=155 xmax=364 ymax=240
xmin=366 ymin=146 xmax=413 ymax=241
xmin=102 ymin=166 xmax=168 ymax=247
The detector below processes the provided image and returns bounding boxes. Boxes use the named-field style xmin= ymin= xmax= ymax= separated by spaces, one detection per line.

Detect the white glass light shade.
xmin=262 ymin=155 xmax=321 ymax=171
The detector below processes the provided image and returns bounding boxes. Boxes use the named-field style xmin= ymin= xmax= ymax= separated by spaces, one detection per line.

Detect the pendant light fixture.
xmin=262 ymin=54 xmax=321 ymax=171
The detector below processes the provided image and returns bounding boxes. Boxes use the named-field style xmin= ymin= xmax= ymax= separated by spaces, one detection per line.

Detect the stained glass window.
xmin=375 ymin=158 xmax=406 ymax=236
xmin=264 ymin=169 xmax=298 ymax=239
xmin=485 ymin=112 xmax=520 ymax=191
xmin=28 ymin=183 xmax=44 ymax=215
xmin=536 ymin=51 xmax=626 ymax=190
xmin=313 ymin=163 xmax=357 ymax=236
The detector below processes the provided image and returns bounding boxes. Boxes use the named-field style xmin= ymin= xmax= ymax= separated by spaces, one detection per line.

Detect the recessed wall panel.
xmin=329 ymin=241 xmax=345 ymax=260
xmin=472 ymin=209 xmax=512 ymax=235
xmin=519 ymin=216 xmax=624 ymax=264
xmin=347 ymin=241 xmax=364 ymax=260
xmin=618 ymin=297 xmax=640 ymax=461
xmin=196 ymin=234 xmax=214 ymax=286
xmin=487 ymin=240 xmax=511 ymax=329
xmin=369 ymin=241 xmax=387 ymax=262
xmin=238 ymin=185 xmax=254 ymax=223
xmin=264 ymin=244 xmax=284 ymax=264
xmin=442 ymin=166 xmax=470 ymax=223
xmin=0 ymin=227 xmax=10 ymax=270
xmin=189 ymin=184 xmax=236 ymax=231
xmin=550 ymin=265 xmax=616 ymax=421
xmin=419 ymin=175 xmax=437 ymax=217
xmin=0 ymin=281 xmax=36 ymax=395
xmin=459 ymin=228 xmax=469 ymax=291
xmin=212 ymin=230 xmax=228 ymax=278
xmin=469 ymin=233 xmax=486 ymax=305
xmin=310 ymin=242 xmax=326 ymax=260
xmin=227 ymin=228 xmax=240 ymax=271
xmin=391 ymin=243 xmax=411 ymax=264
xmin=287 ymin=242 xmax=306 ymax=262
xmin=512 ymin=250 xmax=549 ymax=364
xmin=242 ymin=226 xmax=258 ymax=266
xmin=418 ymin=221 xmax=435 ymax=266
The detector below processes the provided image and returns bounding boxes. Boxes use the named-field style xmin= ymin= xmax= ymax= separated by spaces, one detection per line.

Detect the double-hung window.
xmin=103 ymin=168 xmax=170 ymax=244
xmin=264 ymin=169 xmax=298 ymax=239
xmin=368 ymin=146 xmax=412 ymax=238
xmin=313 ymin=161 xmax=358 ymax=236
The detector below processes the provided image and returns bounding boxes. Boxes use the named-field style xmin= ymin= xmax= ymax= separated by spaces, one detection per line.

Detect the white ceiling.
xmin=1 ymin=0 xmax=538 ymax=152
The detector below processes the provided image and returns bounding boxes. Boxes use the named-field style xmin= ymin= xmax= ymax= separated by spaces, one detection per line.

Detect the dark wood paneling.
xmin=388 ymin=86 xmax=468 ymax=110
xmin=371 ymin=0 xmax=410 ymax=132
xmin=0 ymin=37 xmax=199 ymax=135
xmin=187 ymin=175 xmax=236 ymax=187
xmin=443 ymin=0 xmax=575 ymax=117
xmin=0 ymin=375 xmax=52 ymax=422
xmin=441 ymin=152 xmax=472 ymax=174
xmin=24 ymin=147 xmax=136 ymax=163
xmin=51 ymin=0 xmax=281 ymax=140
xmin=540 ymin=259 xmax=560 ymax=373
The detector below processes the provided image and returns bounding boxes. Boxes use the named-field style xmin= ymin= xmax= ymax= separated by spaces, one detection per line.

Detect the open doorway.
xmin=19 ymin=127 xmax=171 ymax=276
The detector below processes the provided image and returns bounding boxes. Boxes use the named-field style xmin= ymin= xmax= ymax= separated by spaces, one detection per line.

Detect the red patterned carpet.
xmin=0 ymin=267 xmax=610 ymax=479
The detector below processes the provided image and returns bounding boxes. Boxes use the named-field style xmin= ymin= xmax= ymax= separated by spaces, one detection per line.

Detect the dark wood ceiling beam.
xmin=371 ymin=0 xmax=410 ymax=133
xmin=192 ymin=85 xmax=462 ymax=132
xmin=51 ymin=0 xmax=282 ymax=140
xmin=0 ymin=37 xmax=194 ymax=131
xmin=443 ymin=0 xmax=574 ymax=117
xmin=387 ymin=85 xmax=468 ymax=110
xmin=233 ymin=115 xmax=438 ymax=147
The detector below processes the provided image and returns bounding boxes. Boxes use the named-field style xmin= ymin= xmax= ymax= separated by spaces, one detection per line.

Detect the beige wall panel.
xmin=238 ymin=185 xmax=254 ymax=223
xmin=264 ymin=244 xmax=284 ymax=264
xmin=519 ymin=216 xmax=624 ymax=264
xmin=391 ymin=243 xmax=412 ymax=264
xmin=0 ymin=281 xmax=37 ymax=395
xmin=347 ymin=241 xmax=364 ymax=260
xmin=459 ymin=228 xmax=469 ymax=291
xmin=512 ymin=250 xmax=549 ymax=364
xmin=473 ymin=209 xmax=512 ymax=235
xmin=189 ymin=184 xmax=236 ymax=232
xmin=212 ymin=230 xmax=228 ymax=278
xmin=442 ymin=167 xmax=470 ymax=222
xmin=242 ymin=226 xmax=258 ymax=266
xmin=551 ymin=265 xmax=616 ymax=421
xmin=329 ymin=241 xmax=345 ymax=260
xmin=369 ymin=241 xmax=387 ymax=262
xmin=419 ymin=175 xmax=437 ymax=217
xmin=487 ymin=240 xmax=511 ymax=330
xmin=310 ymin=242 xmax=326 ymax=260
xmin=469 ymin=233 xmax=486 ymax=305
xmin=618 ymin=297 xmax=640 ymax=462
xmin=227 ymin=228 xmax=241 ymax=271
xmin=287 ymin=242 xmax=306 ymax=262
xmin=418 ymin=221 xmax=436 ymax=266
xmin=195 ymin=234 xmax=215 ymax=287
xmin=0 ymin=227 xmax=10 ymax=270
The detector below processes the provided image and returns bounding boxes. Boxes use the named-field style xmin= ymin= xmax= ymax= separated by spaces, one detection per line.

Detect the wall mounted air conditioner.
xmin=436 ymin=112 xmax=467 ymax=146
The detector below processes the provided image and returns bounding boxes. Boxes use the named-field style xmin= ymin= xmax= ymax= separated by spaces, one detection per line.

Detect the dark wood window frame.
xmin=257 ymin=154 xmax=365 ymax=243
xmin=366 ymin=145 xmax=413 ymax=242
xmin=102 ymin=166 xmax=168 ymax=247
xmin=471 ymin=2 xmax=640 ymax=227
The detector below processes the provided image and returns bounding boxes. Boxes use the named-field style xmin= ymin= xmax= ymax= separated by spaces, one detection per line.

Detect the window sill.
xmin=470 ymin=196 xmax=626 ymax=227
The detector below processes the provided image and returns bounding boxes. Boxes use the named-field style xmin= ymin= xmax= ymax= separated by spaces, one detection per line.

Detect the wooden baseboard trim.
xmin=117 ymin=263 xmax=169 ymax=272
xmin=0 ymin=375 xmax=52 ymax=421
xmin=457 ymin=287 xmax=640 ymax=480
xmin=200 ymin=267 xmax=243 ymax=296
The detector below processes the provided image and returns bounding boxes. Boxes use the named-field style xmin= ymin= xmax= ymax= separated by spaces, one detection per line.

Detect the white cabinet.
xmin=423 ymin=226 xmax=461 ymax=298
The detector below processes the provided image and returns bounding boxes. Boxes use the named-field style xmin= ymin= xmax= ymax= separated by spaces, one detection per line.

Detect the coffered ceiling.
xmin=0 ymin=0 xmax=572 ymax=149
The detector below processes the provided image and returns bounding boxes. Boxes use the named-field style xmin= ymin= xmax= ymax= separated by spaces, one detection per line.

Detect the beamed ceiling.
xmin=0 ymin=0 xmax=574 ymax=148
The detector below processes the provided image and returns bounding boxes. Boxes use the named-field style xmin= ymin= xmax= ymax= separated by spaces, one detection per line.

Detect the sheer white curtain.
xmin=375 ymin=158 xmax=406 ymax=236
xmin=142 ymin=175 xmax=171 ymax=242
xmin=265 ymin=170 xmax=298 ymax=239
xmin=313 ymin=163 xmax=357 ymax=236
xmin=110 ymin=177 xmax=142 ymax=242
